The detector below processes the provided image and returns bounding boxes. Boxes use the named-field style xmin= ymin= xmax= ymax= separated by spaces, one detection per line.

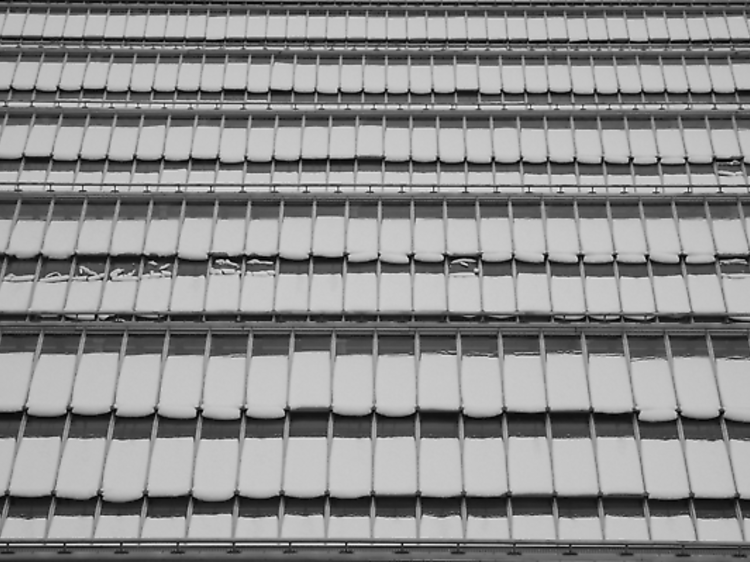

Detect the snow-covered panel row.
xmin=3 ymin=332 xmax=750 ymax=419
xmin=2 ymin=53 xmax=747 ymax=96
xmin=0 ymin=160 xmax=746 ymax=191
xmin=1 ymin=8 xmax=748 ymax=43
xmin=1 ymin=413 xmax=748 ymax=500
xmin=2 ymin=198 xmax=749 ymax=259
xmin=0 ymin=495 xmax=748 ymax=542
xmin=4 ymin=255 xmax=750 ymax=319
xmin=2 ymin=114 xmax=748 ymax=165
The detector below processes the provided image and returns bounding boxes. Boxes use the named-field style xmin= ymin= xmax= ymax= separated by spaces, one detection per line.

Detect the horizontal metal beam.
xmin=0 ymin=539 xmax=748 ymax=562
xmin=2 ymin=44 xmax=745 ymax=59
xmin=2 ymin=103 xmax=746 ymax=119
xmin=0 ymin=188 xmax=747 ymax=204
xmin=1 ymin=1 xmax=749 ymax=14
xmin=0 ymin=320 xmax=747 ymax=337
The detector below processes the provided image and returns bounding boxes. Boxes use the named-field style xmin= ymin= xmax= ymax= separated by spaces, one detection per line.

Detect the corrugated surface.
xmin=1 ymin=197 xmax=750 ymax=319
xmin=0 ymin=53 xmax=747 ymax=95
xmin=1 ymin=0 xmax=748 ymax=547
xmin=0 ymin=329 xmax=749 ymax=540
xmin=0 ymin=8 xmax=749 ymax=43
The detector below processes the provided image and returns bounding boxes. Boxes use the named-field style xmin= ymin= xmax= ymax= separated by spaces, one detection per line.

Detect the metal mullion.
xmin=323 ymin=410 xmax=333 ymax=539
xmin=645 ymin=254 xmax=663 ymax=324
xmin=339 ymin=204 xmax=349 ymax=318
xmin=24 ymin=256 xmax=44 ymax=319
xmin=588 ymin=412 xmax=607 ymax=539
xmin=148 ymin=327 xmax=170 ymax=427
xmin=124 ymin=441 xmax=158 ymax=539
xmin=180 ymin=116 xmax=199 ymax=191
xmin=372 ymin=204 xmax=382 ymax=314
xmin=268 ymin=114 xmax=280 ymax=193
xmin=701 ymin=193 xmax=724 ymax=257
xmin=666 ymin=334 xmax=696 ymax=492
xmin=114 ymin=117 xmax=139 ymax=194
xmin=278 ymin=330 xmax=294 ymax=507
xmin=414 ymin=406 xmax=422 ymax=540
xmin=164 ymin=255 xmax=181 ymax=318
xmin=230 ymin=461 xmax=241 ymax=541
xmin=229 ymin=335 xmax=248 ymax=539
xmin=0 ymin=494 xmax=8 ymax=541
xmin=470 ymin=205 xmax=485 ymax=316
xmin=408 ymin=255 xmax=416 ymax=320
xmin=194 ymin=326 xmax=212 ymax=423
xmin=267 ymin=239 xmax=281 ymax=318
xmin=16 ymin=328 xmax=44 ymax=417
xmin=48 ymin=255 xmax=74 ymax=317
xmin=0 ymin=256 xmax=6 ymax=301
xmin=539 ymin=337 xmax=556 ymax=496
xmin=232 ymin=254 xmax=246 ymax=317
xmin=617 ymin=340 xmax=643 ymax=497
xmin=541 ymin=257 xmax=554 ymax=320
xmin=710 ymin=252 xmax=731 ymax=318
xmin=371 ymin=332 xmax=380 ymax=488
xmin=455 ymin=342 xmax=467 ymax=538
xmin=591 ymin=115 xmax=609 ymax=196
xmin=324 ymin=333 xmax=335 ymax=498
xmin=185 ymin=406 xmax=204 ymax=541
xmin=90 ymin=328 xmax=122 ymax=478
xmin=640 ymin=493 xmax=655 ymax=542
xmin=45 ymin=406 xmax=74 ymax=539
xmin=684 ymin=494 xmax=701 ymax=544
xmin=551 ymin=496 xmax=561 ymax=542
xmin=733 ymin=199 xmax=750 ymax=257
xmin=3 ymin=401 xmax=29 ymax=518
xmin=60 ymin=326 xmax=86 ymax=417
xmin=89 ymin=412 xmax=114 ymax=540
xmin=303 ymin=254 xmax=312 ymax=319
xmin=34 ymin=196 xmax=55 ymax=264
xmin=198 ymin=213 xmax=216 ymax=315
xmin=42 ymin=494 xmax=57 ymax=542
xmin=413 ymin=330 xmax=421 ymax=424
xmin=709 ymin=341 xmax=743 ymax=502
xmin=277 ymin=427 xmax=289 ymax=539
xmin=81 ymin=197 xmax=108 ymax=256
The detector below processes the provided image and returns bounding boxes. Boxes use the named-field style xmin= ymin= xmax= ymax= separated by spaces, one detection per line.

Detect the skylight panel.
xmin=596 ymin=416 xmax=644 ymax=495
xmin=639 ymin=420 xmax=690 ymax=499
xmin=70 ymin=335 xmax=121 ymax=415
xmin=649 ymin=500 xmax=695 ymax=541
xmin=629 ymin=336 xmax=677 ymax=420
xmin=114 ymin=335 xmax=163 ymax=417
xmin=147 ymin=418 xmax=196 ymax=497
xmin=202 ymin=335 xmax=246 ymax=420
xmin=284 ymin=413 xmax=328 ymax=498
xmin=374 ymin=415 xmax=417 ymax=495
xmin=55 ymin=416 xmax=108 ymax=500
xmin=682 ymin=418 xmax=735 ymax=498
xmin=26 ymin=335 xmax=78 ymax=416
xmin=511 ymin=497 xmax=555 ymax=540
xmin=503 ymin=337 xmax=546 ymax=413
xmin=376 ymin=337 xmax=416 ymax=417
xmin=9 ymin=416 xmax=64 ymax=497
xmin=329 ymin=415 xmax=372 ymax=498
xmin=193 ymin=420 xmax=239 ymax=502
xmin=246 ymin=335 xmax=288 ymax=419
xmin=238 ymin=420 xmax=284 ymax=497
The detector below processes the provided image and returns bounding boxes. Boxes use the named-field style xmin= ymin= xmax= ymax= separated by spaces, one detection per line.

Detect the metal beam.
xmin=0 ymin=539 xmax=748 ymax=562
